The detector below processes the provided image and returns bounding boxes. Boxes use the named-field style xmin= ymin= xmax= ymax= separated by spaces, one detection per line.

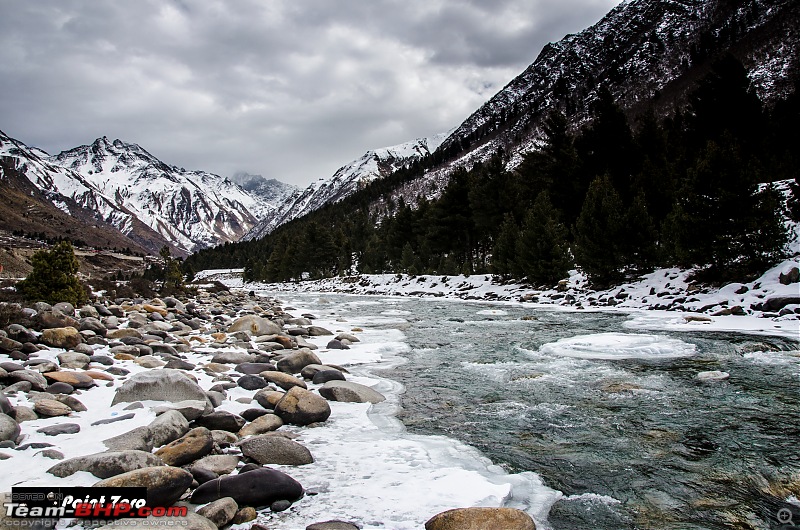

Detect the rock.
xmin=91 ymin=413 xmax=136 ymax=426
xmin=0 ymin=337 xmax=23 ymax=353
xmin=154 ymin=427 xmax=214 ymax=466
xmin=335 ymin=333 xmax=360 ymax=343
xmin=52 ymin=302 xmax=75 ymax=316
xmin=0 ymin=394 xmax=12 ymax=416
xmin=0 ymin=414 xmax=20 ymax=442
xmin=37 ymin=423 xmax=80 ymax=436
xmin=111 ymin=369 xmax=207 ymax=405
xmin=38 ymin=449 xmax=64 ymax=459
xmin=238 ymin=414 xmax=283 ymax=437
xmin=236 ymin=362 xmax=277 ymax=374
xmin=196 ymin=497 xmax=238 ymax=527
xmin=228 ymin=315 xmax=281 ymax=337
xmin=274 ymin=387 xmax=331 ymax=426
xmin=239 ymin=434 xmax=313 ymax=465
xmin=276 ymin=349 xmax=322 ymax=374
xmin=326 ymin=339 xmax=349 ymax=350
xmin=300 ymin=364 xmax=349 ymax=379
xmin=152 ymin=400 xmax=209 ymax=421
xmin=211 ymin=351 xmax=255 ymax=364
xmin=779 ymin=266 xmax=800 ymax=285
xmin=195 ymin=411 xmax=246 ymax=433
xmin=190 ymin=468 xmax=303 ymax=507
xmin=28 ymin=392 xmax=87 ymax=412
xmin=254 ymin=389 xmax=286 ymax=409
xmin=766 ymin=295 xmax=800 ymax=311
xmin=164 ymin=359 xmax=196 ymax=371
xmin=237 ymin=374 xmax=268 ymax=390
xmin=307 ymin=326 xmax=333 ymax=336
xmin=312 ymin=369 xmax=346 ymax=384
xmin=43 ymin=371 xmax=96 ymax=389
xmin=192 ymin=454 xmax=241 ymax=475
xmin=271 ymin=500 xmax=292 ymax=512
xmin=94 ymin=466 xmax=193 ymax=507
xmin=34 ymin=399 xmax=73 ymax=417
xmin=261 ymin=371 xmax=307 ymax=390
xmin=684 ymin=314 xmax=713 ymax=323
xmin=134 ymin=355 xmax=167 ymax=368
xmin=79 ymin=317 xmax=107 ymax=336
xmin=13 ymin=406 xmax=37 ymax=423
xmin=424 ymin=507 xmax=537 ymax=530
xmin=231 ymin=506 xmax=257 ymax=524
xmin=48 ymin=450 xmax=164 ymax=478
xmin=306 ymin=521 xmax=361 ymax=530
xmin=6 ymin=324 xmax=37 ymax=343
xmin=190 ymin=467 xmax=218 ymax=485
xmin=696 ymin=370 xmax=731 ymax=382
xmin=79 ymin=305 xmax=100 ymax=318
xmin=319 ymin=381 xmax=385 ymax=404
xmin=104 ymin=410 xmax=189 ymax=451
xmin=56 ymin=351 xmax=91 ymax=369
xmin=35 ymin=310 xmax=79 ymax=330
xmin=40 ymin=327 xmax=82 ymax=349
xmin=107 ymin=328 xmax=143 ymax=340
xmin=240 ymin=408 xmax=271 ymax=422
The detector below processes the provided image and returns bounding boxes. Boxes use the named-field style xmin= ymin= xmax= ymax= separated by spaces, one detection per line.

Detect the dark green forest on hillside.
xmin=187 ymin=57 xmax=800 ymax=288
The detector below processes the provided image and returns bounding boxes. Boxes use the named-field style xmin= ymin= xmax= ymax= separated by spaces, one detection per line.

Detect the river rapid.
xmin=263 ymin=291 xmax=800 ymax=530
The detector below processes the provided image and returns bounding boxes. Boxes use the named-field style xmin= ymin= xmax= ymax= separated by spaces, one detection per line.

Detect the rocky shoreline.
xmin=0 ymin=286 xmax=537 ymax=530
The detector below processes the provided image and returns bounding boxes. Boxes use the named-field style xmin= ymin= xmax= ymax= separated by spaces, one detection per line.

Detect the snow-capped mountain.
xmin=244 ymin=132 xmax=450 ymax=239
xmin=230 ymin=172 xmax=298 ymax=206
xmin=401 ymin=0 xmax=799 ymax=198
xmin=47 ymin=137 xmax=281 ymax=253
xmin=0 ymin=130 xmax=177 ymax=255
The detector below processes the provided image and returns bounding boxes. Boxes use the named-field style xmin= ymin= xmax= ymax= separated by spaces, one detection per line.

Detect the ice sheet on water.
xmin=539 ymin=332 xmax=696 ymax=360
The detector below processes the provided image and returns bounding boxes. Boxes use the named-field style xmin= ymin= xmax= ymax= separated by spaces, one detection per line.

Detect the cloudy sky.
xmin=0 ymin=0 xmax=621 ymax=187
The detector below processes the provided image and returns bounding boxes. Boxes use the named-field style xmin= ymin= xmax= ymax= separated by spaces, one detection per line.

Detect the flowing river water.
xmin=265 ymin=292 xmax=800 ymax=529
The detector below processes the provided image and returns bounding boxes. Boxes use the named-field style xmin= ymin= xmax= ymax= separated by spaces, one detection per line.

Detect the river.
xmin=260 ymin=291 xmax=800 ymax=529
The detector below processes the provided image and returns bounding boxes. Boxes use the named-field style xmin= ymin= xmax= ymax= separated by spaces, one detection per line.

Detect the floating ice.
xmin=539 ymin=332 xmax=696 ymax=360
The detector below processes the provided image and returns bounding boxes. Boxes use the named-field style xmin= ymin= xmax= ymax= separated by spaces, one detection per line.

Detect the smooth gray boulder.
xmin=111 ymin=369 xmax=207 ymax=405
xmin=319 ymin=381 xmax=386 ymax=404
xmin=239 ymin=434 xmax=313 ymax=465
xmin=48 ymin=450 xmax=165 ymax=478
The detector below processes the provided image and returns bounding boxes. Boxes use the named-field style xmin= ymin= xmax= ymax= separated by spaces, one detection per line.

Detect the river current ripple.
xmin=279 ymin=293 xmax=800 ymax=530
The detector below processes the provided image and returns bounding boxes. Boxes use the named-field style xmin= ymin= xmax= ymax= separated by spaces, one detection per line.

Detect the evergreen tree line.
xmin=187 ymin=56 xmax=799 ymax=288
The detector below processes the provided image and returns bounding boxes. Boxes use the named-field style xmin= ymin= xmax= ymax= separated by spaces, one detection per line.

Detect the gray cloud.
xmin=0 ymin=0 xmax=620 ymax=186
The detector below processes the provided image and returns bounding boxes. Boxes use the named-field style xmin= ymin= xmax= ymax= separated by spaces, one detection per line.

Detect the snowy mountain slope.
xmin=48 ymin=137 xmax=279 ymax=253
xmin=244 ymin=132 xmax=450 ymax=239
xmin=394 ymin=0 xmax=799 ymax=203
xmin=0 ymin=130 xmax=175 ymax=255
xmin=230 ymin=172 xmax=298 ymax=206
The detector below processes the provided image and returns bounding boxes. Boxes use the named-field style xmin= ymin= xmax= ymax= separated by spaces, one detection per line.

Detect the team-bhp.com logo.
xmin=4 ymin=488 xmax=187 ymax=519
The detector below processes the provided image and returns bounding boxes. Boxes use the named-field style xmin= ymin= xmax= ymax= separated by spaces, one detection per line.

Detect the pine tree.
xmin=515 ymin=192 xmax=572 ymax=286
xmin=17 ymin=241 xmax=87 ymax=306
xmin=490 ymin=213 xmax=519 ymax=277
xmin=574 ymin=175 xmax=626 ymax=286
xmin=622 ymin=193 xmax=659 ymax=272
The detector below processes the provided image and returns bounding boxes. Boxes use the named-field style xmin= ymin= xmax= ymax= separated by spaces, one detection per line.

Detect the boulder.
xmin=79 ymin=317 xmax=107 ymax=336
xmin=104 ymin=410 xmax=189 ymax=451
xmin=191 ymin=454 xmax=241 ymax=475
xmin=40 ymin=327 xmax=82 ymax=349
xmin=779 ymin=266 xmax=800 ymax=285
xmin=312 ymin=369 xmax=346 ymax=384
xmin=107 ymin=328 xmax=143 ymax=340
xmin=306 ymin=522 xmax=360 ymax=530
xmin=190 ymin=468 xmax=303 ymax=507
xmin=0 ymin=394 xmax=12 ymax=415
xmin=35 ymin=310 xmax=79 ymax=330
xmin=94 ymin=466 xmax=193 ymax=507
xmin=43 ymin=371 xmax=95 ymax=389
xmin=111 ymin=369 xmax=207 ymax=405
xmin=152 ymin=400 xmax=209 ymax=421
xmin=211 ymin=351 xmax=256 ymax=364
xmin=196 ymin=497 xmax=238 ymax=528
xmin=195 ymin=411 xmax=246 ymax=433
xmin=5 ymin=324 xmax=37 ymax=343
xmin=424 ymin=507 xmax=537 ymax=530
xmin=239 ymin=434 xmax=313 ymax=465
xmin=274 ymin=387 xmax=331 ymax=426
xmin=319 ymin=381 xmax=385 ymax=404
xmin=154 ymin=427 xmax=214 ymax=466
xmin=48 ymin=450 xmax=165 ymax=478
xmin=237 ymin=374 xmax=268 ymax=390
xmin=0 ymin=337 xmax=23 ymax=353
xmin=254 ymin=389 xmax=286 ymax=409
xmin=765 ymin=296 xmax=800 ymax=311
xmin=335 ymin=333 xmax=360 ymax=343
xmin=228 ymin=316 xmax=281 ymax=337
xmin=34 ymin=399 xmax=73 ymax=417
xmin=326 ymin=339 xmax=349 ymax=350
xmin=307 ymin=326 xmax=333 ymax=336
xmin=56 ymin=352 xmax=91 ymax=369
xmin=37 ymin=423 xmax=80 ymax=436
xmin=235 ymin=362 xmax=278 ymax=374
xmin=238 ymin=414 xmax=283 ymax=437
xmin=52 ymin=302 xmax=75 ymax=316
xmin=276 ymin=349 xmax=322 ymax=374
xmin=231 ymin=507 xmax=258 ymax=525
xmin=0 ymin=413 xmax=20 ymax=442
xmin=261 ymin=371 xmax=307 ymax=391
xmin=28 ymin=391 xmax=87 ymax=411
